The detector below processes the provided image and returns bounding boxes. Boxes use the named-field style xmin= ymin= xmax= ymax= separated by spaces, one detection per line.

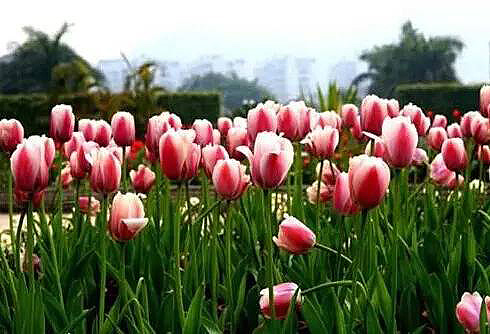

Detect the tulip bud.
xmin=159 ymin=129 xmax=201 ymax=181
xmin=471 ymin=116 xmax=490 ymax=145
xmin=79 ymin=196 xmax=100 ymax=216
xmin=212 ymin=158 xmax=250 ymax=200
xmin=94 ymin=120 xmax=112 ymax=147
xmin=202 ymin=144 xmax=229 ymax=178
xmin=348 ymin=155 xmax=390 ymax=209
xmin=79 ymin=119 xmax=97 ymax=141
xmin=259 ymin=283 xmax=301 ymax=320
xmin=217 ymin=117 xmax=233 ymax=137
xmin=478 ymin=145 xmax=490 ymax=164
xmin=401 ymin=104 xmax=430 ymax=136
xmin=427 ymin=127 xmax=448 ymax=151
xmin=130 ymin=164 xmax=156 ymax=193
xmin=0 ymin=119 xmax=24 ymax=153
xmin=301 ymin=126 xmax=339 ymax=159
xmin=192 ymin=119 xmax=214 ymax=146
xmin=90 ymin=147 xmax=121 ymax=194
xmin=109 ymin=192 xmax=148 ymax=242
xmin=480 ymin=85 xmax=490 ymax=116
xmin=386 ymin=99 xmax=400 ymax=118
xmin=360 ymin=95 xmax=388 ymax=135
xmin=273 ymin=216 xmax=316 ymax=254
xmin=455 ymin=292 xmax=483 ymax=333
xmin=460 ymin=111 xmax=481 ymax=138
xmin=441 ymin=138 xmax=468 ymax=172
xmin=447 ymin=123 xmax=463 ymax=138
xmin=277 ymin=104 xmax=302 ymax=140
xmin=341 ymin=104 xmax=358 ymax=128
xmin=50 ymin=104 xmax=75 ymax=143
xmin=111 ymin=111 xmax=135 ymax=147
xmin=432 ymin=114 xmax=447 ymax=129
xmin=227 ymin=127 xmax=249 ymax=160
xmin=247 ymin=101 xmax=278 ymax=143
xmin=63 ymin=132 xmax=85 ymax=159
xmin=412 ymin=148 xmax=428 ymax=166
xmin=333 ymin=172 xmax=360 ymax=215
xmin=381 ymin=116 xmax=418 ymax=168
xmin=306 ymin=181 xmax=335 ymax=204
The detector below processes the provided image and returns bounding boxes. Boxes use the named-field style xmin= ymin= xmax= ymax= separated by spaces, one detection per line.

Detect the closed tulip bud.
xmin=427 ymin=127 xmax=448 ymax=151
xmin=348 ymin=155 xmax=390 ymax=209
xmin=273 ymin=217 xmax=316 ymax=254
xmin=360 ymin=95 xmax=388 ymax=135
xmin=259 ymin=283 xmax=301 ymax=320
xmin=317 ymin=161 xmax=340 ymax=185
xmin=0 ymin=119 xmax=24 ymax=153
xmin=471 ymin=116 xmax=490 ymax=145
xmin=430 ymin=153 xmax=463 ymax=188
xmin=455 ymin=292 xmax=483 ymax=333
xmin=341 ymin=104 xmax=359 ymax=128
xmin=311 ymin=111 xmax=342 ymax=131
xmin=233 ymin=116 xmax=247 ymax=129
xmin=217 ymin=117 xmax=233 ymax=137
xmin=447 ymin=123 xmax=463 ymax=138
xmin=130 ymin=164 xmax=156 ymax=193
xmin=78 ymin=196 xmax=100 ymax=216
xmin=145 ymin=115 xmax=169 ymax=161
xmin=301 ymin=126 xmax=339 ymax=159
xmin=381 ymin=116 xmax=418 ymax=168
xmin=109 ymin=192 xmax=148 ymax=242
xmin=90 ymin=147 xmax=121 ymax=194
xmin=212 ymin=158 xmax=250 ymax=200
xmin=111 ymin=111 xmax=135 ymax=147
xmin=277 ymin=104 xmax=302 ymax=140
xmin=412 ymin=148 xmax=429 ymax=166
xmin=306 ymin=181 xmax=335 ymax=204
xmin=159 ymin=129 xmax=201 ymax=181
xmin=460 ymin=111 xmax=481 ymax=138
xmin=227 ymin=127 xmax=249 ymax=159
xmin=79 ymin=119 xmax=97 ymax=141
xmin=478 ymin=145 xmax=490 ymax=164
xmin=401 ymin=103 xmax=430 ymax=136
xmin=94 ymin=120 xmax=112 ymax=147
xmin=442 ymin=138 xmax=468 ymax=172
xmin=237 ymin=132 xmax=293 ymax=189
xmin=432 ymin=114 xmax=447 ymax=129
xmin=480 ymin=85 xmax=490 ymax=116
xmin=386 ymin=99 xmax=400 ymax=118
xmin=63 ymin=132 xmax=85 ymax=159
xmin=213 ymin=129 xmax=221 ymax=145
xmin=11 ymin=136 xmax=55 ymax=193
xmin=192 ymin=119 xmax=214 ymax=146
xmin=202 ymin=144 xmax=229 ymax=178
xmin=50 ymin=104 xmax=75 ymax=143
xmin=247 ymin=101 xmax=278 ymax=142
xmin=60 ymin=165 xmax=73 ymax=188
xmin=333 ymin=172 xmax=360 ymax=215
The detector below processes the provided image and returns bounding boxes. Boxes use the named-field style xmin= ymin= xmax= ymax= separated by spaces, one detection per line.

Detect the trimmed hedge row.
xmin=395 ymin=83 xmax=484 ymax=119
xmin=0 ymin=92 xmax=222 ymax=136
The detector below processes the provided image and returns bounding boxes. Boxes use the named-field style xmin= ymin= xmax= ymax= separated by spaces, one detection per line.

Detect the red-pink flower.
xmin=431 ymin=114 xmax=447 ymax=129
xmin=50 ymin=104 xmax=75 ymax=143
xmin=259 ymin=283 xmax=301 ymax=320
xmin=273 ymin=216 xmax=316 ymax=254
xmin=460 ymin=111 xmax=481 ymax=138
xmin=478 ymin=145 xmax=490 ymax=164
xmin=212 ymin=158 xmax=250 ymax=200
xmin=159 ymin=129 xmax=201 ymax=181
xmin=301 ymin=126 xmax=339 ymax=159
xmin=213 ymin=129 xmax=221 ymax=145
xmin=471 ymin=116 xmax=490 ymax=145
xmin=430 ymin=153 xmax=463 ymax=189
xmin=333 ymin=172 xmax=360 ymax=215
xmin=386 ymin=99 xmax=400 ymax=118
xmin=193 ymin=119 xmax=214 ymax=146
xmin=365 ymin=138 xmax=386 ymax=158
xmin=317 ymin=161 xmax=340 ymax=185
xmin=111 ymin=111 xmax=135 ymax=147
xmin=427 ymin=127 xmax=448 ymax=151
xmin=90 ymin=147 xmax=121 ymax=194
xmin=217 ymin=117 xmax=233 ymax=137
xmin=202 ymin=144 xmax=229 ymax=178
xmin=247 ymin=101 xmax=278 ymax=143
xmin=401 ymin=103 xmax=430 ymax=136
xmin=447 ymin=123 xmax=463 ymax=138
xmin=341 ymin=104 xmax=359 ymax=128
xmin=79 ymin=196 xmax=100 ymax=216
xmin=227 ymin=127 xmax=249 ymax=159
xmin=79 ymin=119 xmax=97 ymax=141
xmin=311 ymin=111 xmax=342 ymax=131
xmin=15 ymin=188 xmax=44 ymax=209
xmin=0 ymin=119 xmax=24 ymax=153
xmin=60 ymin=165 xmax=73 ymax=188
xmin=455 ymin=292 xmax=484 ymax=333
xmin=381 ymin=116 xmax=418 ymax=168
xmin=94 ymin=120 xmax=112 ymax=147
xmin=441 ymin=138 xmax=468 ymax=172
xmin=109 ymin=192 xmax=148 ymax=242
xmin=306 ymin=181 xmax=335 ymax=204
xmin=277 ymin=104 xmax=303 ymax=140
xmin=63 ymin=132 xmax=85 ymax=159
xmin=480 ymin=85 xmax=490 ymax=116
xmin=130 ymin=164 xmax=156 ymax=193
xmin=360 ymin=95 xmax=388 ymax=135
xmin=412 ymin=148 xmax=428 ymax=166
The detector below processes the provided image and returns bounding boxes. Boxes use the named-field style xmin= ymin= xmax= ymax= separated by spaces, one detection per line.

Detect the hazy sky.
xmin=1 ymin=0 xmax=489 ymax=83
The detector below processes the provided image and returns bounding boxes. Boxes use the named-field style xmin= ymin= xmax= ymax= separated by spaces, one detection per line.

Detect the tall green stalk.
xmin=315 ymin=159 xmax=325 ymax=232
xmin=27 ymin=199 xmax=34 ymax=289
xmin=210 ymin=192 xmax=219 ymax=321
xmin=7 ymin=167 xmax=17 ymax=271
xmin=154 ymin=165 xmax=161 ymax=236
xmin=263 ymin=189 xmax=275 ymax=320
xmin=293 ymin=142 xmax=304 ymax=220
xmin=98 ymin=195 xmax=108 ymax=333
xmin=174 ymin=184 xmax=185 ymax=328
xmin=225 ymin=202 xmax=234 ymax=333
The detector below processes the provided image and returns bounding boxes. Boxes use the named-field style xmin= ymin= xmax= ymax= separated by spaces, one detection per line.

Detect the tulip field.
xmin=2 ymin=87 xmax=490 ymax=333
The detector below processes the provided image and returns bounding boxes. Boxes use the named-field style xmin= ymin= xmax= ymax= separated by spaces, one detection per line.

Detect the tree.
xmin=0 ymin=23 xmax=103 ymax=94
xmin=179 ymin=72 xmax=272 ymax=112
xmin=354 ymin=21 xmax=464 ymax=97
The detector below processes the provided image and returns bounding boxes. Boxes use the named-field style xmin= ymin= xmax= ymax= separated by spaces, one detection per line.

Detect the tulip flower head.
xmin=460 ymin=111 xmax=481 ymax=138
xmin=333 ymin=172 xmax=360 ymax=215
xmin=301 ymin=126 xmax=339 ymax=159
xmin=310 ymin=111 xmax=342 ymax=131
xmin=0 ymin=119 xmax=24 ymax=153
xmin=341 ymin=104 xmax=359 ymax=128
xmin=159 ymin=129 xmax=201 ymax=181
xmin=432 ymin=114 xmax=448 ymax=129
xmin=217 ymin=117 xmax=233 ymax=137
xmin=202 ymin=144 xmax=229 ymax=178
xmin=381 ymin=116 xmax=418 ymax=168
xmin=63 ymin=131 xmax=85 ymax=159
xmin=193 ymin=119 xmax=214 ymax=146
xmin=79 ymin=196 xmax=101 ymax=216
xmin=130 ymin=164 xmax=156 ymax=193
xmin=109 ymin=192 xmax=148 ymax=242
xmin=427 ymin=127 xmax=448 ymax=151
xmin=306 ymin=181 xmax=335 ymax=204
xmin=259 ymin=283 xmax=302 ymax=320
xmin=273 ymin=216 xmax=316 ymax=254
xmin=50 ymin=104 xmax=75 ymax=144
xmin=441 ymin=138 xmax=468 ymax=172
xmin=212 ymin=158 xmax=250 ymax=200
xmin=247 ymin=101 xmax=278 ymax=143
xmin=471 ymin=115 xmax=490 ymax=145
xmin=89 ymin=147 xmax=121 ymax=194
xmin=455 ymin=292 xmax=484 ymax=333
xmin=412 ymin=148 xmax=429 ymax=166
xmin=480 ymin=85 xmax=490 ymax=116
xmin=447 ymin=123 xmax=463 ymax=138
xmin=227 ymin=127 xmax=249 ymax=159
xmin=386 ymin=99 xmax=400 ymax=118
xmin=360 ymin=95 xmax=388 ymax=135
xmin=478 ymin=145 xmax=490 ymax=164
xmin=401 ymin=103 xmax=430 ymax=136
xmin=111 ymin=111 xmax=135 ymax=147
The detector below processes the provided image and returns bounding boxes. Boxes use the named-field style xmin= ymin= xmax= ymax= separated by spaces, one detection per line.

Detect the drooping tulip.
xmin=306 ymin=181 xmax=335 ymax=204
xmin=447 ymin=123 xmax=463 ymax=138
xmin=381 ymin=116 xmax=418 ymax=168
xmin=212 ymin=158 xmax=250 ymax=200
xmin=0 ymin=119 xmax=24 ymax=153
xmin=94 ymin=120 xmax=112 ymax=147
xmin=192 ymin=119 xmax=214 ymax=146
xmin=130 ymin=164 xmax=156 ymax=193
xmin=159 ymin=129 xmax=201 ymax=181
xmin=79 ymin=196 xmax=101 ymax=216
xmin=273 ymin=217 xmax=316 ymax=254
xmin=348 ymin=155 xmax=390 ymax=209
xmin=460 ymin=111 xmax=481 ymax=138
xmin=247 ymin=101 xmax=278 ymax=143
xmin=480 ymin=85 xmax=490 ymax=116
xmin=471 ymin=116 xmax=490 ymax=145
xmin=11 ymin=135 xmax=55 ymax=193
xmin=401 ymin=103 xmax=430 ymax=136
xmin=237 ymin=131 xmax=294 ymax=189
xmin=333 ymin=172 xmax=360 ymax=215
xmin=455 ymin=292 xmax=484 ymax=333
xmin=50 ymin=104 xmax=75 ymax=143
xmin=478 ymin=145 xmax=490 ymax=164
xmin=386 ymin=99 xmax=400 ymax=118
xmin=360 ymin=95 xmax=388 ymax=135
xmin=427 ymin=127 xmax=448 ymax=151
xmin=431 ymin=114 xmax=447 ymax=129
xmin=63 ymin=131 xmax=85 ymax=159
xmin=227 ymin=127 xmax=249 ymax=159
xmin=441 ymin=138 xmax=468 ymax=172
xmin=259 ymin=283 xmax=301 ymax=320
xmin=341 ymin=104 xmax=358 ymax=128
xmin=412 ymin=148 xmax=429 ymax=166
xmin=111 ymin=111 xmax=135 ymax=147
xmin=90 ymin=147 xmax=121 ymax=194
xmin=217 ymin=117 xmax=233 ymax=137
xmin=301 ymin=126 xmax=339 ymax=159
xmin=201 ymin=144 xmax=229 ymax=177
xmin=109 ymin=192 xmax=148 ymax=242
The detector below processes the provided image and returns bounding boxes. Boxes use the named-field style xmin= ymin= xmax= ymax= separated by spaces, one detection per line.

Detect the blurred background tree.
xmin=0 ymin=22 xmax=103 ymax=95
xmin=354 ymin=21 xmax=464 ymax=97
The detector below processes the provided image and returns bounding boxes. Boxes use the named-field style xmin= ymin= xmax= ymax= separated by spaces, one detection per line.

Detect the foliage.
xmin=354 ymin=21 xmax=464 ymax=97
xmin=179 ymin=72 xmax=272 ymax=112
xmin=301 ymin=82 xmax=359 ymax=112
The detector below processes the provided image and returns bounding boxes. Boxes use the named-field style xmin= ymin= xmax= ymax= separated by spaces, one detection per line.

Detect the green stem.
xmin=225 ymin=202 xmax=234 ymax=333
xmin=263 ymin=189 xmax=275 ymax=320
xmin=314 ymin=243 xmax=352 ymax=264
xmin=74 ymin=181 xmax=80 ymax=237
xmin=211 ymin=192 xmax=219 ymax=321
xmin=7 ymin=166 xmax=16 ymax=271
xmin=57 ymin=155 xmax=63 ymax=238
xmin=174 ymin=184 xmax=185 ymax=328
xmin=302 ymin=280 xmax=354 ymax=295
xmin=315 ymin=159 xmax=325 ymax=232
xmin=293 ymin=142 xmax=304 ymax=219
xmin=27 ymin=198 xmax=34 ymax=289
xmin=155 ymin=165 xmax=161 ymax=237
xmin=122 ymin=146 xmax=127 ymax=193
xmin=98 ymin=195 xmax=108 ymax=333
xmin=15 ymin=210 xmax=25 ymax=276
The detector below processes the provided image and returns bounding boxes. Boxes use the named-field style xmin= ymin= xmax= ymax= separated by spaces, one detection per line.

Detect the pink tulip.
xmin=247 ymin=101 xmax=278 ymax=143
xmin=94 ymin=120 xmax=112 ymax=147
xmin=360 ymin=95 xmax=388 ymax=135
xmin=427 ymin=127 xmax=448 ymax=151
xmin=259 ymin=283 xmax=301 ymax=320
xmin=273 ymin=217 xmax=316 ymax=254
xmin=381 ymin=116 xmax=418 ymax=168
xmin=212 ymin=158 xmax=250 ymax=200
xmin=481 ymin=85 xmax=490 ymax=116
xmin=471 ymin=116 xmax=490 ymax=145
xmin=441 ymin=138 xmax=468 ymax=172
xmin=277 ymin=104 xmax=303 ymax=140
xmin=333 ymin=172 xmax=360 ymax=215
xmin=365 ymin=138 xmax=386 ymax=158
xmin=202 ymin=144 xmax=229 ymax=177
xmin=478 ymin=145 xmax=490 ymax=164
xmin=455 ymin=292 xmax=483 ymax=333
xmin=317 ymin=161 xmax=340 ymax=185
xmin=213 ymin=129 xmax=221 ymax=145
xmin=430 ymin=153 xmax=463 ymax=189
xmin=217 ymin=117 xmax=233 ymax=137
xmin=79 ymin=119 xmax=97 ymax=141
xmin=160 ymin=111 xmax=182 ymax=130
xmin=350 ymin=116 xmax=365 ymax=141
xmin=412 ymin=148 xmax=429 ymax=166
xmin=306 ymin=181 xmax=335 ymax=204
xmin=341 ymin=104 xmax=359 ymax=128
xmin=109 ymin=192 xmax=148 ymax=242
xmin=431 ymin=115 xmax=447 ymax=129
xmin=447 ymin=123 xmax=463 ymax=138
xmin=401 ymin=104 xmax=430 ymax=136
xmin=111 ymin=111 xmax=135 ymax=147
xmin=130 ymin=164 xmax=156 ymax=193
xmin=311 ymin=111 xmax=342 ymax=131
xmin=79 ymin=196 xmax=100 ymax=216
xmin=460 ymin=111 xmax=482 ymax=138
xmin=159 ymin=129 xmax=201 ymax=181
xmin=90 ymin=147 xmax=121 ymax=194
xmin=233 ymin=117 xmax=247 ymax=129
xmin=227 ymin=127 xmax=249 ymax=159
xmin=348 ymin=155 xmax=390 ymax=209
xmin=145 ymin=115 xmax=171 ymax=163
xmin=192 ymin=119 xmax=214 ymax=146
xmin=237 ymin=131 xmax=294 ymax=189
xmin=15 ymin=188 xmax=44 ymax=209
xmin=301 ymin=126 xmax=339 ymax=159
xmin=75 ymin=141 xmax=99 ymax=176
xmin=386 ymin=99 xmax=400 ymax=118
xmin=0 ymin=119 xmax=24 ymax=153
xmin=60 ymin=165 xmax=73 ymax=188
xmin=63 ymin=132 xmax=85 ymax=159
xmin=50 ymin=104 xmax=75 ymax=143
xmin=11 ymin=135 xmax=55 ymax=193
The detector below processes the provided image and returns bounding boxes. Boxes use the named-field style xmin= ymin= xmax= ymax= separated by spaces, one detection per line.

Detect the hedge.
xmin=395 ymin=83 xmax=484 ymax=119
xmin=0 ymin=92 xmax=222 ymax=136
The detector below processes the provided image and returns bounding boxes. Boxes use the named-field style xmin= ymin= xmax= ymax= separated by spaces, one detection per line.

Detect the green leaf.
xmin=183 ymin=285 xmax=204 ymax=334
xmin=302 ymin=297 xmax=328 ymax=333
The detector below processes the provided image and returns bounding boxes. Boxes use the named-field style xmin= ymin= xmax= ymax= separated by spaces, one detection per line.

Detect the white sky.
xmin=0 ymin=0 xmax=489 ymax=83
